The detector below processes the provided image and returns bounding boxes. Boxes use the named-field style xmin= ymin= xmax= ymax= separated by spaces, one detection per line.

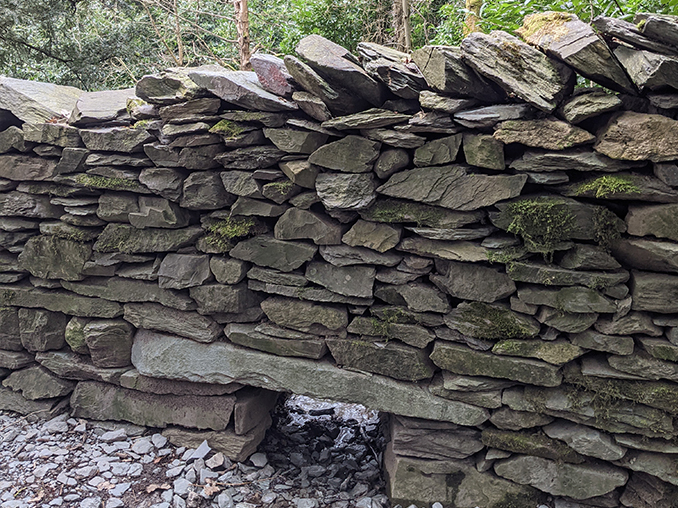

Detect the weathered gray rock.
xmin=180 ymin=172 xmax=235 ymax=210
xmin=319 ymin=244 xmax=401 ymax=267
xmin=493 ymin=339 xmax=584 ymax=365
xmin=291 ymin=91 xmax=332 ymax=122
xmin=322 ymin=109 xmax=409 ymax=131
xmin=410 ymin=45 xmax=505 ymax=101
xmin=263 ymin=128 xmax=327 ymax=154
xmin=124 ymin=303 xmax=221 ymax=343
xmin=0 ymin=285 xmax=122 ymax=318
xmin=71 ymin=380 xmax=235 ymax=430
xmin=230 ymin=235 xmax=316 ymax=272
xmin=431 ymin=261 xmax=515 ymax=303
xmin=374 ymin=282 xmax=450 ymax=313
xmin=596 ymin=311 xmax=662 ymax=337
xmin=68 ymin=88 xmax=134 ymax=126
xmin=560 ymin=243 xmax=621 ymax=270
xmin=188 ymin=68 xmax=297 ymax=112
xmin=494 ymin=118 xmax=594 ymax=150
xmin=133 ymin=330 xmax=490 ymax=425
xmin=230 ymin=196 xmax=288 ymax=217
xmin=654 ymin=162 xmax=678 ymax=189
xmin=157 ymin=254 xmax=211 ymax=290
xmin=18 ymin=235 xmax=90 ymax=281
xmin=361 ymin=128 xmax=425 ymax=150
xmin=279 ymin=160 xmax=318 ymax=189
xmin=260 ymin=297 xmax=347 ymax=334
xmin=305 ymin=262 xmax=375 ymax=298
xmin=618 ymin=451 xmax=678 ymax=487
xmin=461 ymin=31 xmax=574 ymax=112
xmin=128 ymin=196 xmax=190 ymax=229
xmin=559 ymin=174 xmax=678 ymax=203
xmin=0 ymin=350 xmax=34 ymax=370
xmin=274 ymin=208 xmax=342 ymax=245
xmin=347 ymin=317 xmax=435 ymax=348
xmin=2 ymin=365 xmax=75 ymax=400
xmin=0 ymin=76 xmax=83 ymax=123
xmin=308 ymin=135 xmax=380 ymax=173
xmin=570 ymin=329 xmax=634 ymax=355
xmin=390 ymin=417 xmax=483 ymax=460
xmin=608 ymin=349 xmax=678 ymax=382
xmin=596 ymin=112 xmax=678 ymax=162
xmin=208 ymin=257 xmax=247 ymax=285
xmin=248 ymin=280 xmax=372 ymax=306
xmin=510 ymin=149 xmax=643 ymax=174
xmin=559 ymin=90 xmax=623 ymax=124
xmin=250 ymin=53 xmax=297 ymax=98
xmin=62 ymin=276 xmax=195 ymax=310
xmin=490 ymin=407 xmax=554 ymax=431
xmin=120 ymin=368 xmax=241 ymax=396
xmin=0 ymin=191 xmax=63 ymax=219
xmin=136 ymin=67 xmax=207 ymax=104
xmin=519 ymin=12 xmax=635 ymax=94
xmin=18 ymin=308 xmax=66 ymax=352
xmin=341 ymin=220 xmax=400 ymax=253
xmin=94 ymin=224 xmax=203 ymax=253
xmin=79 ymin=127 xmax=154 ymax=153
xmin=518 ymin=285 xmax=617 ymax=313
xmin=626 ymin=203 xmax=678 ymax=242
xmin=483 ymin=428 xmax=585 ymax=463
xmin=594 ymin=15 xmax=678 ymax=56
xmin=444 ymin=301 xmax=540 ymax=339
xmin=377 ymin=165 xmax=526 ymax=211
xmin=138 ymin=167 xmax=185 ymax=202
xmin=357 ymin=42 xmax=427 ymax=99
xmin=454 ymin=104 xmax=536 ymax=129
xmin=397 ymin=237 xmax=489 ymax=262
xmin=96 ymin=193 xmax=138 ymax=223
xmin=296 ymin=35 xmax=386 ymax=106
xmin=316 ymin=173 xmax=377 ymax=210
xmin=494 ymin=456 xmax=628 ymax=499
xmin=631 ymin=271 xmax=678 ymax=313
xmin=83 ymin=319 xmax=133 ymax=368
xmin=225 ymin=323 xmax=326 ymax=360
xmin=418 ymin=91 xmax=476 ymax=114
xmin=399 ymin=110 xmax=460 ymax=134
xmin=639 ymin=336 xmax=678 ymax=363
xmin=612 ymin=238 xmax=678 ymax=273
xmin=462 ymin=133 xmax=504 ymax=170
xmin=189 ymin=283 xmax=259 ymax=315
xmin=285 ymin=56 xmax=368 ymax=116
xmin=431 ymin=342 xmax=562 ymax=387
xmin=507 ymin=261 xmax=628 ymax=287
xmin=0 ymin=386 xmax=66 ymax=419
xmin=23 ymin=123 xmax=82 ymax=148
xmin=413 ymin=135 xmax=462 ymax=167
xmin=64 ymin=316 xmax=89 ymax=355
xmin=35 ymin=350 xmax=129 ymax=384
xmin=615 ymin=45 xmax=678 ymax=93
xmin=0 ymin=126 xmax=26 ymax=154
xmin=0 ymin=307 xmax=21 ymax=351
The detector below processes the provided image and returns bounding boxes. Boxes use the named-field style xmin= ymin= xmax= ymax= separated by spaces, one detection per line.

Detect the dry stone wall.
xmin=1 ymin=9 xmax=678 ymax=508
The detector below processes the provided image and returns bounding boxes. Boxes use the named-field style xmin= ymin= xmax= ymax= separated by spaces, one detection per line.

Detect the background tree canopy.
xmin=1 ymin=0 xmax=677 ymax=91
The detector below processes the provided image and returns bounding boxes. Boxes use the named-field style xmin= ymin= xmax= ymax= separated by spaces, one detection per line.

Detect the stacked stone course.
xmin=1 ymin=9 xmax=678 ymax=508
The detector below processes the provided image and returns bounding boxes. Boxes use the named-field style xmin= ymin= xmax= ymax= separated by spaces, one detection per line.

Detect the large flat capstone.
xmin=131 ymin=330 xmax=490 ymax=426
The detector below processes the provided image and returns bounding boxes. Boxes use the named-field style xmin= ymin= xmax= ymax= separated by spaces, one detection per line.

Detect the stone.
xmin=397 ymin=237 xmax=489 ymax=262
xmin=279 ymin=160 xmax=318 ymax=189
xmin=2 ymin=365 xmax=75 ymax=400
xmin=461 ymin=31 xmax=574 ymax=112
xmin=655 ymin=162 xmax=678 ymax=187
xmin=305 ymin=262 xmax=375 ymax=298
xmin=0 ymin=285 xmax=122 ymax=318
xmin=17 ymin=235 xmax=90 ymax=281
xmin=490 ymin=407 xmax=554 ymax=431
xmin=341 ymin=220 xmax=400 ymax=253
xmin=620 ymin=471 xmax=678 ymax=508
xmin=132 ymin=330 xmax=490 ymax=425
xmin=608 ymin=350 xmax=678 ymax=382
xmin=322 ymin=109 xmax=409 ymax=131
xmin=462 ymin=133 xmax=504 ymax=170
xmin=316 ymin=173 xmax=377 ymax=210
xmin=230 ymin=235 xmax=316 ymax=272
xmin=399 ymin=110 xmax=460 ymax=134
xmin=158 ymin=254 xmax=211 ymax=290
xmin=94 ymin=224 xmax=203 ymax=253
xmin=431 ymin=342 xmax=562 ymax=387
xmin=594 ymin=15 xmax=678 ymax=55
xmin=615 ymin=45 xmax=678 ymax=92
xmin=82 ymin=320 xmax=133 ymax=368
xmin=260 ymin=297 xmax=347 ymax=335
xmin=431 ymin=261 xmax=515 ymax=303
xmin=595 ymin=311 xmax=662 ymax=336
xmin=560 ymin=244 xmax=621 ymax=270
xmin=180 ymin=172 xmax=235 ymax=210
xmin=0 ymin=76 xmax=83 ymax=124
xmin=138 ymin=167 xmax=185 ymax=202
xmin=517 ymin=286 xmax=617 ymax=314
xmin=62 ymin=277 xmax=195 ymax=311
xmin=36 ymin=350 xmax=130 ymax=384
xmin=96 ymin=193 xmax=139 ymax=222
xmin=0 ymin=349 xmax=34 ymax=370
xmin=0 ymin=154 xmax=59 ymax=182
xmin=0 ymin=307 xmax=20 ymax=351
xmin=65 ymin=317 xmax=90 ymax=355
xmin=618 ymin=451 xmax=678 ymax=487
xmin=234 ymin=387 xmax=278 ymax=435
xmin=68 ymin=88 xmax=135 ymax=126
xmin=250 ymin=53 xmax=296 ymax=98
xmin=626 ymin=203 xmax=678 ymax=241
xmin=444 ymin=301 xmax=540 ymax=339
xmin=492 ymin=339 xmax=584 ymax=365
xmin=595 ymin=112 xmax=678 ymax=162
xmin=79 ymin=127 xmax=154 ymax=153
xmin=374 ymin=282 xmax=450 ymax=313
xmin=494 ymin=118 xmax=594 ymax=151
xmin=519 ymin=12 xmax=635 ymax=94
xmin=612 ymin=238 xmax=678 ymax=273
xmin=136 ymin=67 xmax=207 ymax=104
xmin=482 ymin=428 xmax=585 ymax=463
xmin=163 ymin=416 xmax=271 ymax=462
xmin=510 ymin=148 xmax=644 ymax=174
xmin=347 ymin=317 xmax=434 ymax=348
xmin=308 ymin=136 xmax=380 ymax=173
xmin=639 ymin=337 xmax=678 ymax=362
xmin=413 ymin=135 xmax=462 ymax=167
xmin=535 ymin=308 xmax=598 ymax=333
xmin=559 ymin=90 xmax=623 ymax=124
xmin=291 ymin=91 xmax=332 ymax=122
xmin=295 ymin=35 xmax=386 ymax=106
xmin=361 ymin=129 xmax=425 ymax=149
xmin=274 ymin=208 xmax=342 ymax=245
xmin=0 ymin=386 xmax=66 ymax=419
xmin=215 ymin=145 xmax=286 ymax=170
xmin=18 ymin=308 xmax=67 ymax=352
xmin=378 ymin=165 xmax=526 ymax=211
xmin=357 ymin=42 xmax=427 ymax=99
xmin=263 ymin=128 xmax=327 ymax=154
xmin=124 ymin=303 xmax=222 ymax=343
xmin=454 ymin=104 xmax=535 ymax=129
xmin=0 ymin=126 xmax=26 ymax=154
xmin=248 ymin=280 xmax=372 ymax=306
xmin=327 ymin=339 xmax=435 ymax=381
xmin=631 ymin=271 xmax=678 ymax=313
xmin=189 ymin=283 xmax=259 ymax=315
xmin=507 ymin=261 xmax=628 ymax=287
xmin=390 ymin=418 xmax=483 ymax=460
xmin=230 ymin=196 xmax=287 ymax=217
xmin=71 ymin=380 xmax=235 ymax=430
xmin=128 ymin=197 xmax=190 ymax=229
xmin=285 ymin=55 xmax=368 ymax=116
xmin=120 ymin=369 xmax=240 ymax=396
xmin=209 ymin=257 xmax=247 ymax=285
xmin=558 ymin=174 xmax=678 ymax=203
xmin=418 ymin=91 xmax=476 ymax=114
xmin=570 ymin=329 xmax=634 ymax=355
xmin=410 ymin=45 xmax=505 ymax=101
xmin=225 ymin=323 xmax=327 ymax=360
xmin=494 ymin=456 xmax=628 ymax=499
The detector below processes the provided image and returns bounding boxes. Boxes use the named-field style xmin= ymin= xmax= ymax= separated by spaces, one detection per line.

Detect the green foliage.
xmin=576 ymin=175 xmax=640 ymax=198
xmin=75 ymin=174 xmax=140 ymax=191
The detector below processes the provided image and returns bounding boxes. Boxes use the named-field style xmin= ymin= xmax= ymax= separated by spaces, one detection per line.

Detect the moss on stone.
xmin=576 ymin=175 xmax=640 ymax=199
xmin=209 ymin=120 xmax=245 ymax=138
xmin=458 ymin=302 xmax=536 ymax=340
xmin=75 ymin=174 xmax=141 ymax=191
xmin=133 ymin=119 xmax=152 ymax=130
xmin=492 ymin=492 xmax=543 ymax=508
xmin=517 ymin=11 xmax=572 ymax=40
xmin=593 ymin=206 xmax=622 ymax=251
xmin=367 ymin=199 xmax=445 ymax=227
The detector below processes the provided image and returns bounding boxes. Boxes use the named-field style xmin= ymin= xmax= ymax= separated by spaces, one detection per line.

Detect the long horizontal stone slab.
xmin=0 ymin=285 xmax=123 ymax=318
xmin=131 ymin=330 xmax=490 ymax=426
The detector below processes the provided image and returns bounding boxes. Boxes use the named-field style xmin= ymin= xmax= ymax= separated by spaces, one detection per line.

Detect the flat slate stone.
xmin=0 ymin=386 xmax=66 ymax=419
xmin=357 ymin=42 xmax=427 ymax=99
xmin=374 ymin=282 xmax=450 ymax=313
xmin=410 ymin=45 xmax=505 ymax=102
xmin=518 ymin=285 xmax=617 ymax=313
xmin=326 ymin=338 xmax=435 ymax=382
xmin=225 ymin=323 xmax=327 ymax=359
xmin=0 ymin=350 xmax=35 ymax=370
xmin=83 ymin=319 xmax=133 ymax=368
xmin=595 ymin=112 xmax=678 ymax=162
xmin=188 ymin=69 xmax=297 ymax=112
xmin=559 ymin=90 xmax=623 ymax=124
xmin=510 ymin=148 xmax=644 ymax=173
xmin=570 ymin=329 xmax=634 ymax=355
xmin=430 ymin=261 xmax=515 ymax=303
xmin=215 ymin=145 xmax=286 ymax=170
xmin=444 ymin=301 xmax=540 ymax=339
xmin=482 ymin=428 xmax=585 ymax=463
xmin=322 ymin=108 xmax=409 ymax=130
xmin=295 ymin=35 xmax=386 ymax=107
xmin=248 ymin=280 xmax=372 ymax=306
xmin=462 ymin=133 xmax=504 ymax=170
xmin=361 ymin=128 xmax=425 ymax=149
xmin=342 ymin=220 xmax=401 ymax=253
xmin=492 ymin=339 xmax=585 ymax=365
xmin=36 ymin=350 xmax=129 ymax=384
xmin=94 ymin=224 xmax=203 ymax=253
xmin=305 ymin=262 xmax=375 ymax=298
xmin=593 ymin=16 xmax=678 ymax=56
xmin=260 ymin=296 xmax=347 ymax=335
xmin=274 ymin=208 xmax=342 ymax=245
xmin=124 ymin=302 xmax=221 ymax=343
xmin=2 ymin=365 xmax=75 ymax=400
xmin=18 ymin=308 xmax=66 ymax=352
xmin=319 ymin=244 xmax=401 ymax=267
xmin=619 ymin=451 xmax=678 ymax=487
xmin=22 ymin=123 xmax=82 ymax=148
xmin=419 ymin=91 xmax=476 ymax=114
xmin=612 ymin=238 xmax=678 ymax=273
xmin=615 ymin=46 xmax=678 ymax=92
xmin=626 ymin=203 xmax=678 ymax=241
xmin=18 ymin=235 xmax=91 ymax=281
xmin=71 ymin=380 xmax=235 ymax=431
xmin=308 ymin=135 xmax=380 ymax=173
xmin=120 ymin=369 xmax=241 ymax=396
xmin=316 ymin=173 xmax=377 ymax=210
xmin=397 ymin=237 xmax=488 ymax=262
xmin=0 ymin=76 xmax=83 ymax=124
xmin=230 ymin=235 xmax=317 ymax=272
xmin=413 ymin=135 xmax=462 ymax=167
xmin=631 ymin=271 xmax=678 ymax=313
xmin=637 ymin=13 xmax=678 ymax=48
xmin=494 ymin=118 xmax=594 ymax=150
xmin=454 ymin=104 xmax=536 ymax=129
xmin=430 ymin=342 xmax=562 ymax=387
xmin=69 ymin=88 xmax=135 ymax=126
xmin=79 ymin=127 xmax=154 ymax=153
xmin=263 ymin=128 xmax=327 ymax=154
xmin=250 ymin=53 xmax=296 ymax=98
xmin=507 ymin=261 xmax=628 ymax=287
xmin=131 ymin=330 xmax=490 ymax=425
xmin=461 ymin=31 xmax=574 ymax=112
xmin=518 ymin=12 xmax=635 ymax=94
xmin=189 ymin=283 xmax=260 ymax=314
xmin=347 ymin=317 xmax=435 ymax=348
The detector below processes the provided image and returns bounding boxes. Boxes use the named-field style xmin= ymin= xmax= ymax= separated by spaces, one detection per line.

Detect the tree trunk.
xmin=402 ymin=0 xmax=411 ymax=52
xmin=233 ymin=0 xmax=252 ymax=71
xmin=463 ymin=0 xmax=483 ymax=36
xmin=393 ymin=0 xmax=411 ymax=52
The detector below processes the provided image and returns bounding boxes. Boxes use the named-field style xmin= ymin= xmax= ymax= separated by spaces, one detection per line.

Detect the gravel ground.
xmin=0 ymin=395 xmax=388 ymax=508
